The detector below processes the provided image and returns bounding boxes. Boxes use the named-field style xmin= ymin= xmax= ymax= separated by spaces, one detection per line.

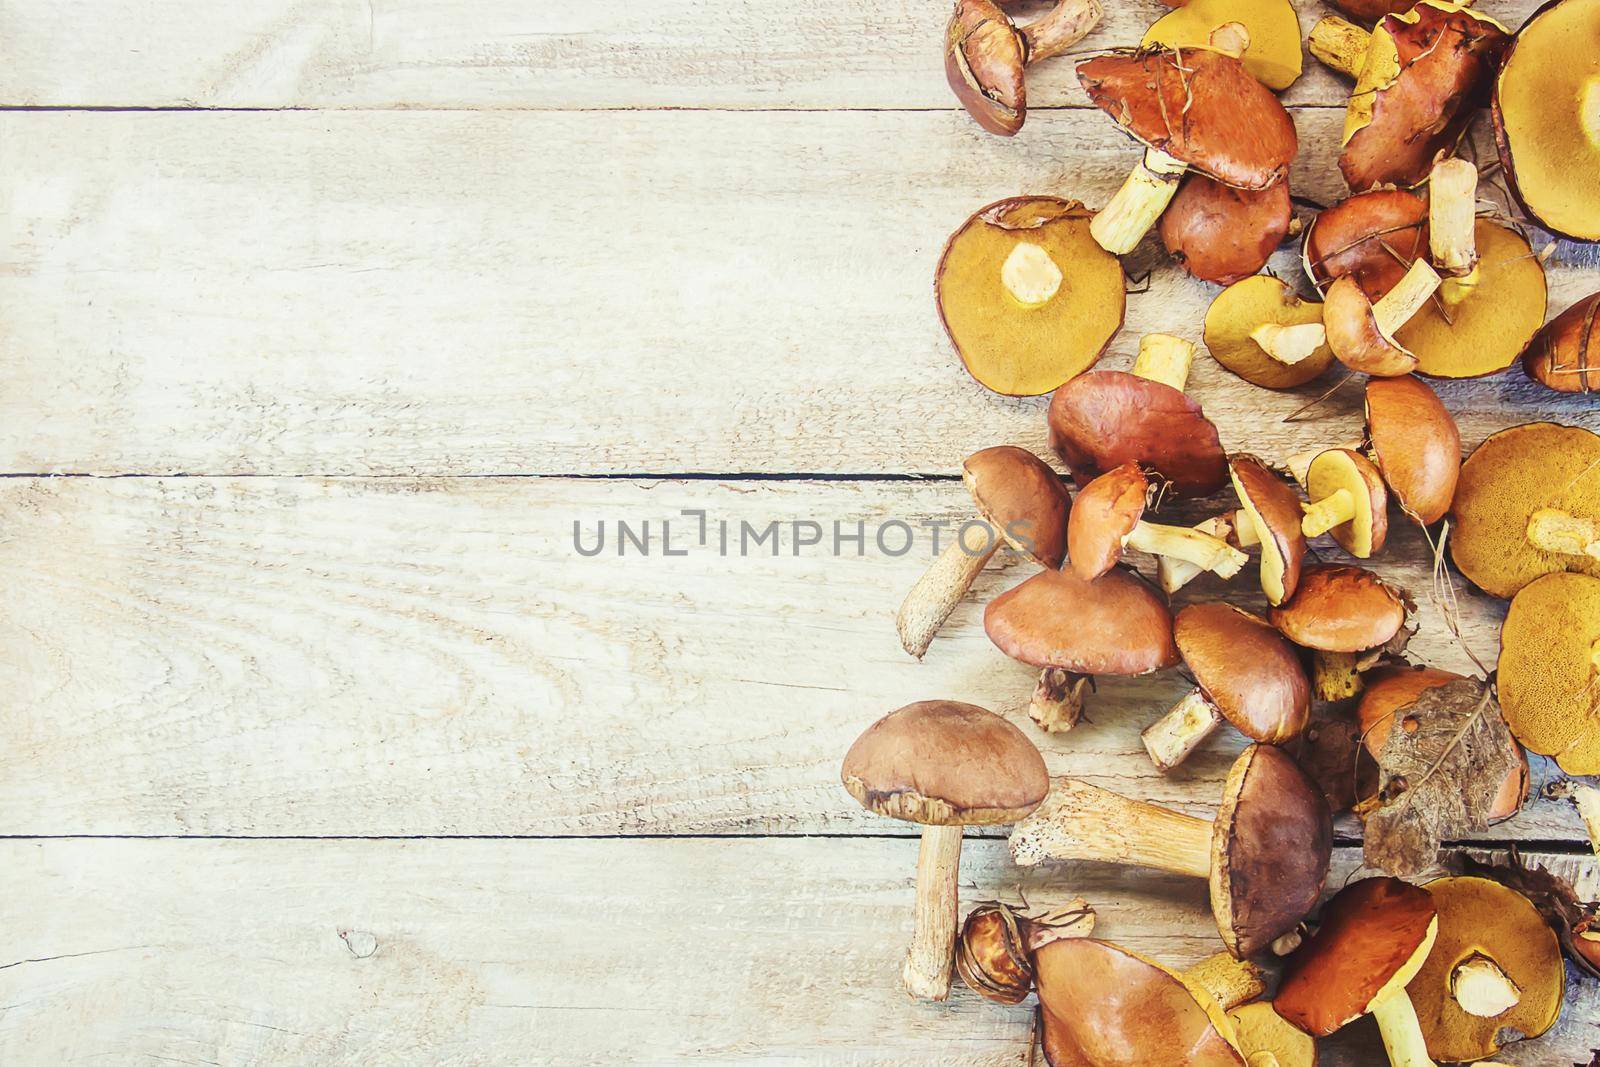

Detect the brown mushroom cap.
xmin=1409 ymin=876 xmax=1565 ymax=1062
xmin=1305 ymin=447 xmax=1388 ymax=558
xmin=1178 ymin=604 xmax=1311 ymax=744
xmin=1068 ymin=462 xmax=1147 ymax=580
xmin=840 ymin=701 xmax=1049 ymax=825
xmin=1142 ymin=0 xmax=1304 ymax=90
xmin=1322 ymin=273 xmax=1418 ymax=377
xmin=1210 ymin=744 xmax=1332 ymax=959
xmin=1269 ymin=564 xmax=1407 ymax=653
xmin=1230 ymin=453 xmax=1308 ymax=605
xmin=1048 ymin=370 xmax=1227 ymax=497
xmin=1036 ymin=939 xmax=1246 ymax=1067
xmin=963 ymin=445 xmax=1072 ymax=568
xmin=1328 ymin=0 xmax=1414 ymax=22
xmin=1077 ymin=48 xmax=1297 ymax=191
xmin=1524 ymin=291 xmax=1600 ymax=394
xmin=1498 ymin=571 xmax=1600 ymax=775
xmin=1303 ymin=190 xmax=1428 ymax=300
xmin=1204 ymin=276 xmax=1334 ymax=391
xmin=944 ymin=0 xmax=1028 ymax=136
xmin=1160 ymin=176 xmax=1292 ymax=287
xmin=956 ymin=904 xmax=1034 ymax=1004
xmin=1365 ymin=376 xmax=1460 ymax=524
xmin=985 ymin=567 xmax=1179 ymax=676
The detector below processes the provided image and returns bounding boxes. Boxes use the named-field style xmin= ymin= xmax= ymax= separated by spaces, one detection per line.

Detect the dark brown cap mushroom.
xmin=1011 ymin=744 xmax=1332 ymax=958
xmin=985 ymin=566 xmax=1178 ymax=732
xmin=897 ymin=445 xmax=1069 ymax=659
xmin=841 ymin=700 xmax=1049 ymax=999
xmin=1077 ymin=47 xmax=1297 ymax=253
xmin=1365 ymin=376 xmax=1460 ymax=525
xmin=1141 ymin=603 xmax=1311 ymax=772
xmin=1524 ymin=291 xmax=1600 ymax=394
xmin=1230 ymin=453 xmax=1308 ymax=605
xmin=945 ymin=0 xmax=1105 ymax=136
xmin=1160 ymin=175 xmax=1292 ymax=286
xmin=1068 ymin=463 xmax=1246 ymax=582
xmin=1300 ymin=447 xmax=1388 ymax=558
xmin=1269 ymin=564 xmax=1410 ymax=700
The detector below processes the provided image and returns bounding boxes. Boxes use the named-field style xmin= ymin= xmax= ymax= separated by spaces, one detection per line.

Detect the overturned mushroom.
xmin=1228 ymin=1002 xmax=1318 ymax=1067
xmin=1144 ymin=0 xmax=1303 ymax=89
xmin=1323 ymin=258 xmax=1440 ymax=377
xmin=1270 ymin=564 xmax=1410 ymax=700
xmin=1364 ymin=376 xmax=1459 ymax=526
xmin=1077 ymin=47 xmax=1297 ymax=254
xmin=1160 ymin=176 xmax=1293 ymax=286
xmin=1204 ymin=276 xmax=1334 ymax=391
xmin=897 ymin=445 xmax=1069 ymax=659
xmin=1141 ymin=603 xmax=1311 ymax=772
xmin=1525 ymin=291 xmax=1600 ymax=394
xmin=1231 ymin=453 xmax=1307 ymax=605
xmin=1012 ymin=744 xmax=1332 ymax=958
xmin=1069 ymin=463 xmax=1246 ymax=582
xmin=945 ymin=0 xmax=1105 ymax=136
xmin=1300 ymin=447 xmax=1388 ymax=559
xmin=841 ymin=701 xmax=1049 ymax=999
xmin=1498 ymin=571 xmax=1600 ymax=775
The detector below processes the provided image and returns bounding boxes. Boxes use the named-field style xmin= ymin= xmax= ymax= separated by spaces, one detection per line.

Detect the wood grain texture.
xmin=1 ymin=474 xmax=1589 ymax=841
xmin=1 ymin=838 xmax=1595 ymax=1065
xmin=0 ymin=0 xmax=1550 ymax=110
xmin=3 ymin=108 xmax=1595 ymax=478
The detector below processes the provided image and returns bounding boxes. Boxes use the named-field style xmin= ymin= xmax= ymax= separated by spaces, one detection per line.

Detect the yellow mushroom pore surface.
xmin=1204 ymin=275 xmax=1333 ymax=390
xmin=1142 ymin=0 xmax=1303 ymax=90
xmin=1499 ymin=572 xmax=1600 ymax=775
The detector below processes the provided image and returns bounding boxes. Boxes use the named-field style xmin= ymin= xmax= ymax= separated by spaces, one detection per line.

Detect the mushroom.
xmin=1322 ymin=258 xmax=1440 ymax=377
xmin=955 ymin=897 xmax=1096 ymax=1004
xmin=1143 ymin=0 xmax=1303 ymax=90
xmin=1326 ymin=0 xmax=1415 ymax=25
xmin=1077 ymin=47 xmax=1297 ymax=254
xmin=840 ymin=700 xmax=1050 ymax=999
xmin=1303 ymin=189 xmax=1427 ymax=302
xmin=1426 ymin=158 xmax=1479 ymax=290
xmin=1274 ymin=877 xmax=1440 ymax=1067
xmin=984 ymin=566 xmax=1179 ymax=732
xmin=1407 ymin=876 xmax=1565 ymax=1063
xmin=1498 ymin=571 xmax=1600 ymax=775
xmin=944 ymin=0 xmax=1105 ymax=136
xmin=1307 ymin=15 xmax=1373 ymax=78
xmin=1491 ymin=0 xmax=1600 ymax=242
xmin=1159 ymin=176 xmax=1293 ymax=286
xmin=1068 ymin=462 xmax=1247 ymax=582
xmin=1141 ymin=603 xmax=1311 ymax=773
xmin=1299 ymin=447 xmax=1388 ymax=559
xmin=1269 ymin=564 xmax=1410 ymax=701
xmin=1228 ymin=1002 xmax=1318 ymax=1067
xmin=1364 ymin=376 xmax=1459 ymax=526
xmin=936 ymin=197 xmax=1127 ymax=396
xmin=1524 ymin=291 xmax=1600 ymax=394
xmin=1449 ymin=422 xmax=1600 ymax=599
xmin=1048 ymin=334 xmax=1228 ymax=497
xmin=1011 ymin=744 xmax=1332 ymax=958
xmin=1356 ymin=666 xmax=1528 ymax=822
xmin=1230 ymin=453 xmax=1307 ymax=605
xmin=896 ymin=445 xmax=1070 ymax=659
xmin=1204 ymin=276 xmax=1334 ymax=391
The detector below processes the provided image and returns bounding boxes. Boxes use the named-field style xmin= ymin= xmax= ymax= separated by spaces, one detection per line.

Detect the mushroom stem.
xmin=1158 ymin=515 xmax=1235 ymax=593
xmin=1308 ymin=16 xmax=1370 ymax=79
xmin=1002 ymin=241 xmax=1064 ymax=308
xmin=1130 ymin=332 xmax=1196 ymax=392
xmin=1251 ymin=322 xmax=1327 ymax=366
xmin=1301 ymin=488 xmax=1357 ymax=538
xmin=1183 ymin=952 xmax=1266 ymax=1011
xmin=1370 ymin=991 xmax=1438 ymax=1067
xmin=1439 ymin=266 xmax=1480 ymax=309
xmin=1232 ymin=509 xmax=1262 ymax=549
xmin=1091 ymin=149 xmax=1188 ymax=255
xmin=1311 ymin=650 xmax=1363 ymax=702
xmin=1141 ymin=689 xmax=1225 ymax=772
xmin=1373 ymin=258 xmax=1443 ymax=336
xmin=1429 ymin=158 xmax=1479 ymax=278
xmin=903 ymin=824 xmax=964 ymax=1000
xmin=1031 ymin=668 xmax=1092 ymax=733
xmin=1207 ymin=21 xmax=1251 ymax=58
xmin=897 ymin=535 xmax=1000 ymax=658
xmin=1125 ymin=521 xmax=1249 ymax=579
xmin=1020 ymin=0 xmax=1105 ymax=63
xmin=1451 ymin=953 xmax=1522 ymax=1017
xmin=1526 ymin=508 xmax=1600 ymax=560
xmin=1009 ymin=778 xmax=1213 ymax=879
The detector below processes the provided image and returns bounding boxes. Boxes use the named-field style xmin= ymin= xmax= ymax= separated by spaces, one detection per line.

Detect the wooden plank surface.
xmin=0 ymin=0 xmax=1549 ymax=110
xmin=2 ymin=838 xmax=1595 ymax=1065
xmin=3 ymin=108 xmax=1595 ymax=478
xmin=1 ymin=474 xmax=1589 ymax=841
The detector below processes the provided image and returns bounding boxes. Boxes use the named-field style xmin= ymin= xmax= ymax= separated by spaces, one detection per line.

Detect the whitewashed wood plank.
xmin=0 ymin=0 xmax=1551 ymax=110
xmin=0 ymin=475 xmax=1588 ymax=841
xmin=2 ymin=109 xmax=1596 ymax=478
xmin=0 ymin=839 xmax=1594 ymax=1065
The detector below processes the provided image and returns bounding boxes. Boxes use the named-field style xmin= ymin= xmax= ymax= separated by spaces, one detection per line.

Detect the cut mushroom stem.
xmin=1131 ymin=332 xmax=1196 ymax=391
xmin=1232 ymin=508 xmax=1262 ymax=548
xmin=1031 ymin=667 xmax=1092 ymax=733
xmin=1009 ymin=778 xmax=1213 ymax=877
xmin=1308 ymin=16 xmax=1370 ymax=79
xmin=1023 ymin=0 xmax=1106 ymax=62
xmin=1208 ymin=21 xmax=1251 ymax=57
xmin=1091 ymin=149 xmax=1188 ymax=254
xmin=1371 ymin=987 xmax=1437 ymax=1067
xmin=1302 ymin=488 xmax=1357 ymax=537
xmin=1184 ymin=951 xmax=1266 ymax=1011
xmin=1142 ymin=689 xmax=1226 ymax=772
xmin=1526 ymin=508 xmax=1600 ymax=559
xmin=1573 ymin=782 xmax=1600 ymax=858
xmin=1312 ymin=650 xmax=1363 ymax=702
xmin=1429 ymin=158 xmax=1479 ymax=279
xmin=904 ymin=824 xmax=966 ymax=999
xmin=1158 ymin=515 xmax=1235 ymax=593
xmin=1002 ymin=241 xmax=1065 ymax=308
xmin=898 ymin=536 xmax=999 ymax=659
xmin=1373 ymin=258 xmax=1443 ymax=335
xmin=1126 ymin=521 xmax=1248 ymax=579
xmin=1451 ymin=953 xmax=1522 ymax=1018
xmin=1251 ymin=322 xmax=1327 ymax=365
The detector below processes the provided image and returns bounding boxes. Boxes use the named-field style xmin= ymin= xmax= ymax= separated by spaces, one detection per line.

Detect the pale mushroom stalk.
xmin=1574 ymin=782 xmax=1600 ymax=857
xmin=1526 ymin=508 xmax=1600 ymax=560
xmin=1020 ymin=0 xmax=1106 ymax=62
xmin=898 ymin=536 xmax=997 ymax=658
xmin=1307 ymin=15 xmax=1370 ymax=79
xmin=1091 ymin=149 xmax=1190 ymax=255
xmin=1142 ymin=689 xmax=1228 ymax=770
xmin=1429 ymin=157 xmax=1480 ymax=307
xmin=1450 ymin=954 xmax=1521 ymax=1017
xmin=905 ymin=824 xmax=965 ymax=999
xmin=1375 ymin=257 xmax=1444 ymax=334
xmin=1032 ymin=667 xmax=1093 ymax=733
xmin=1010 ymin=778 xmax=1214 ymax=876
xmin=1251 ymin=321 xmax=1328 ymax=365
xmin=1158 ymin=514 xmax=1236 ymax=594
xmin=1371 ymin=986 xmax=1439 ymax=1067
xmin=1302 ymin=488 xmax=1356 ymax=537
xmin=1001 ymin=242 xmax=1064 ymax=308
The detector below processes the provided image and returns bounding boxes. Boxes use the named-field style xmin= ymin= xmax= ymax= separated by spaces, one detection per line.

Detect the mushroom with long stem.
xmin=945 ymin=0 xmax=1106 ymax=136
xmin=1068 ymin=463 xmax=1246 ymax=582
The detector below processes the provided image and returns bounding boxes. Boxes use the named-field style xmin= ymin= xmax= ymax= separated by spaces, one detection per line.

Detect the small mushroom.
xmin=1160 ymin=175 xmax=1293 ymax=286
xmin=1143 ymin=0 xmax=1303 ymax=90
xmin=840 ymin=700 xmax=1050 ymax=999
xmin=1491 ymin=0 xmax=1600 ymax=242
xmin=1011 ymin=744 xmax=1332 ymax=958
xmin=1449 ymin=422 xmax=1600 ymax=599
xmin=955 ymin=898 xmax=1096 ymax=1004
xmin=1303 ymin=189 xmax=1428 ymax=302
xmin=1068 ymin=463 xmax=1247 ymax=582
xmin=1077 ymin=47 xmax=1297 ymax=254
xmin=1300 ymin=447 xmax=1388 ymax=559
xmin=1498 ymin=571 xmax=1600 ymax=775
xmin=1228 ymin=1002 xmax=1319 ymax=1067
xmin=1322 ymin=258 xmax=1440 ymax=377
xmin=1204 ymin=276 xmax=1334 ymax=391
xmin=1230 ymin=453 xmax=1308 ymax=605
xmin=936 ymin=197 xmax=1127 ymax=396
xmin=1364 ymin=376 xmax=1460 ymax=526
xmin=1048 ymin=335 xmax=1228 ymax=497
xmin=1524 ymin=291 xmax=1600 ymax=394
xmin=897 ymin=445 xmax=1070 ymax=659
xmin=944 ymin=0 xmax=1105 ymax=136
xmin=1269 ymin=564 xmax=1410 ymax=701
xmin=1141 ymin=603 xmax=1311 ymax=773
xmin=1407 ymin=876 xmax=1564 ymax=1063
xmin=1274 ymin=877 xmax=1440 ymax=1067
xmin=985 ymin=566 xmax=1179 ymax=732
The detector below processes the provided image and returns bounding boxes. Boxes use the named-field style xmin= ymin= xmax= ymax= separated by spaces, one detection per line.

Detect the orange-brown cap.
xmin=1270 ymin=564 xmax=1407 ymax=653
xmin=1068 ymin=463 xmax=1148 ymax=580
xmin=1229 ymin=454 xmax=1308 ymax=605
xmin=1161 ymin=175 xmax=1292 ymax=287
xmin=1178 ymin=604 xmax=1311 ymax=745
xmin=944 ymin=0 xmax=1028 ymax=136
xmin=1303 ymin=190 xmax=1428 ymax=300
xmin=1048 ymin=371 xmax=1227 ymax=497
xmin=963 ymin=445 xmax=1072 ymax=567
xmin=1524 ymin=291 xmax=1600 ymax=394
xmin=985 ymin=567 xmax=1179 ymax=676
xmin=1365 ymin=376 xmax=1461 ymax=524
